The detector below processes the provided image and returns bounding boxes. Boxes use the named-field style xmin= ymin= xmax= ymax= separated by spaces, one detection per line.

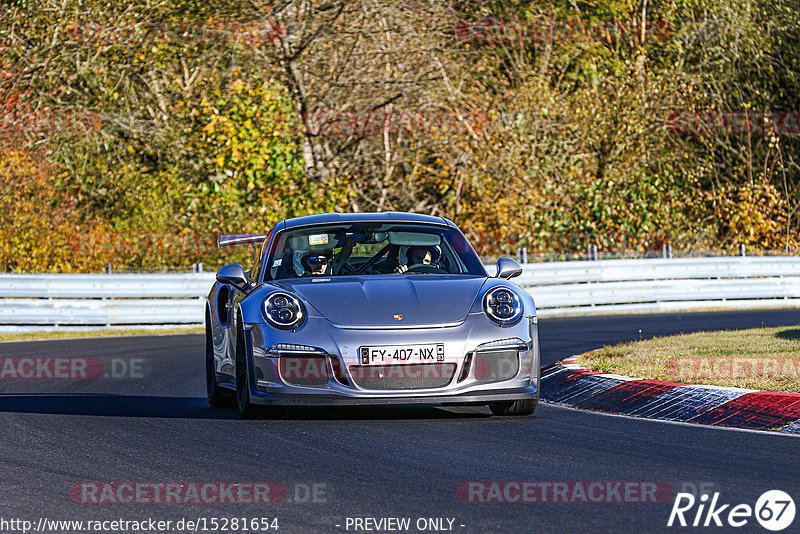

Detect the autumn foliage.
xmin=0 ymin=0 xmax=798 ymax=272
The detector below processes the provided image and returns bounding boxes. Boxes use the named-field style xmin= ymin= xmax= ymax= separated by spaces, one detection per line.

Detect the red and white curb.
xmin=541 ymin=354 xmax=800 ymax=434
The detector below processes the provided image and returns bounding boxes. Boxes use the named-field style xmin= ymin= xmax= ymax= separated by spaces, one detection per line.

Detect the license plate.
xmin=359 ymin=344 xmax=445 ymax=365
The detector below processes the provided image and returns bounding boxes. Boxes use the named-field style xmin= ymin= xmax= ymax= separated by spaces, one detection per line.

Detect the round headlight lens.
xmin=495 ymin=291 xmax=512 ymax=304
xmin=263 ymin=292 xmax=305 ymax=330
xmin=483 ymin=287 xmax=522 ymax=326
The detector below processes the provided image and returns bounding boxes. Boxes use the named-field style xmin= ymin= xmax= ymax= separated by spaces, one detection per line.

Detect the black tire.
xmin=235 ymin=323 xmax=259 ymax=418
xmin=489 ymin=393 xmax=538 ymax=416
xmin=235 ymin=347 xmax=288 ymax=419
xmin=206 ymin=310 xmax=232 ymax=408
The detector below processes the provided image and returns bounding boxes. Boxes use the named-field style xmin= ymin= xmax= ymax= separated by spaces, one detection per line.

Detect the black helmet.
xmin=407 ymin=245 xmax=440 ymax=265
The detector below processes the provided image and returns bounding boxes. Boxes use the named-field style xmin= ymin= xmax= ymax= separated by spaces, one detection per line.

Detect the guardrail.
xmin=0 ymin=256 xmax=798 ymax=330
xmin=0 ymin=273 xmax=215 ymax=332
xmin=514 ymin=256 xmax=800 ymax=316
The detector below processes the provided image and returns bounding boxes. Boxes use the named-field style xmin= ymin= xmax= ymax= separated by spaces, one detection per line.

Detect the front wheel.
xmin=206 ymin=311 xmax=232 ymax=408
xmin=489 ymin=395 xmax=538 ymax=416
xmin=235 ymin=325 xmax=259 ymax=418
xmin=234 ymin=324 xmax=287 ymax=419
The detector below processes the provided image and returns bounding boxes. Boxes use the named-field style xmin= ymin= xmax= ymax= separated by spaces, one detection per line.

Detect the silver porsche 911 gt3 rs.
xmin=205 ymin=212 xmax=539 ymax=417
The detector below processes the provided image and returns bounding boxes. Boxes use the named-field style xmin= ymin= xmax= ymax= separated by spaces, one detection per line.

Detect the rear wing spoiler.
xmin=218 ymin=234 xmax=269 ymax=265
xmin=218 ymin=234 xmax=269 ymax=248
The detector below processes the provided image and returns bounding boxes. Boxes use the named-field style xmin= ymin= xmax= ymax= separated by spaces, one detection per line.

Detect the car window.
xmin=265 ymin=223 xmax=485 ymax=280
xmin=249 ymin=235 xmax=271 ymax=281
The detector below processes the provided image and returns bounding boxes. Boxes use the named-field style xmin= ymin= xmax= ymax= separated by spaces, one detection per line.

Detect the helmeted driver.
xmin=394 ymin=245 xmax=441 ymax=273
xmin=300 ymin=249 xmax=333 ymax=276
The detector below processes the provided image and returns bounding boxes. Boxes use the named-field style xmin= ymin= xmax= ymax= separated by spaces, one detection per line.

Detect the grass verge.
xmin=0 ymin=327 xmax=203 ymax=342
xmin=580 ymin=326 xmax=800 ymax=393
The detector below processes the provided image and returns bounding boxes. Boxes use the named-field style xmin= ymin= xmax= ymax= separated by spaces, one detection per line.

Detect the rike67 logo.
xmin=668 ymin=490 xmax=795 ymax=531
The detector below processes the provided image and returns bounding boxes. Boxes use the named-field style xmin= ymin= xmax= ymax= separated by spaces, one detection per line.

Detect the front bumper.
xmin=239 ymin=314 xmax=541 ymax=407
xmin=244 ymin=386 xmax=538 ymax=406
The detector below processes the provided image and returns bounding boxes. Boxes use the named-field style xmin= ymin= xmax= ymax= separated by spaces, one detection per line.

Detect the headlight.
xmin=483 ymin=287 xmax=522 ymax=326
xmin=263 ymin=291 xmax=305 ymax=330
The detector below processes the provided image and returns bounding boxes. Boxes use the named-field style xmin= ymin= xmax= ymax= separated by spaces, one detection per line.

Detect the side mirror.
xmin=216 ymin=263 xmax=249 ymax=290
xmin=496 ymin=257 xmax=523 ymax=280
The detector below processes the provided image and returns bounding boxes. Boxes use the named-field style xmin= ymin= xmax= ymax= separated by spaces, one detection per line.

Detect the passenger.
xmin=300 ymin=249 xmax=333 ymax=276
xmin=394 ymin=246 xmax=440 ymax=273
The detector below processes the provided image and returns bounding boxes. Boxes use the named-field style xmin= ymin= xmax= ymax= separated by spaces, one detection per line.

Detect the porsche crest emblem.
xmin=393 ymin=314 xmax=404 ymax=321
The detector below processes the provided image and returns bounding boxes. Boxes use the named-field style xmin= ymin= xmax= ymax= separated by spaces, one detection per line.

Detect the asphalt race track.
xmin=1 ymin=309 xmax=798 ymax=534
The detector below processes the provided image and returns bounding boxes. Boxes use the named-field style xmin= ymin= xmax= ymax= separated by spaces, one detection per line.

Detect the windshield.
xmin=265 ymin=222 xmax=485 ymax=280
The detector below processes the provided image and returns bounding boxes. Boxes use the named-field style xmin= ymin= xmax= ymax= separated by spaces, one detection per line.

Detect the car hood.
xmin=273 ymin=275 xmax=487 ymax=327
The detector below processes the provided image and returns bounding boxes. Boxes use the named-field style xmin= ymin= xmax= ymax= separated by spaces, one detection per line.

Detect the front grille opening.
xmin=474 ymin=349 xmax=520 ymax=382
xmin=348 ymin=363 xmax=456 ymax=390
xmin=458 ymin=353 xmax=473 ymax=382
xmin=279 ymin=356 xmax=329 ymax=386
xmin=330 ymin=356 xmax=350 ymax=386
